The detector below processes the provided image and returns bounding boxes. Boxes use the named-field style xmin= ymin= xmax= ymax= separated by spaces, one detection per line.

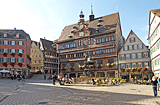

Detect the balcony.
xmin=3 ymin=52 xmax=8 ymax=56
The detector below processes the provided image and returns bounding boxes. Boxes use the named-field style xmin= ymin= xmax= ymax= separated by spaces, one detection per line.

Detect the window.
xmin=95 ymin=50 xmax=99 ymax=54
xmin=112 ymin=48 xmax=115 ymax=52
xmin=64 ymin=44 xmax=69 ymax=48
xmin=126 ymin=64 xmax=130 ymax=68
xmin=138 ymin=63 xmax=142 ymax=67
xmin=19 ymin=49 xmax=24 ymax=53
xmin=111 ymin=36 xmax=114 ymax=40
xmin=91 ymin=38 xmax=93 ymax=45
xmin=121 ymin=55 xmax=125 ymax=60
xmin=96 ymin=29 xmax=99 ymax=33
xmin=17 ymin=58 xmax=24 ymax=63
xmin=138 ymin=53 xmax=142 ymax=58
xmin=34 ymin=60 xmax=37 ymax=64
xmin=125 ymin=46 xmax=128 ymax=51
xmin=88 ymin=38 xmax=90 ymax=45
xmin=100 ymin=50 xmax=104 ymax=54
xmin=58 ymin=45 xmax=63 ymax=49
xmin=78 ymin=40 xmax=83 ymax=46
xmin=110 ymin=48 xmax=113 ymax=52
xmin=39 ymin=54 xmax=41 ymax=57
xmin=3 ymin=41 xmax=9 ymax=45
xmin=39 ymin=60 xmax=41 ymax=64
xmin=108 ymin=59 xmax=114 ymax=63
xmin=132 ymin=54 xmax=136 ymax=59
xmin=10 ymin=49 xmax=16 ymax=53
xmin=4 ymin=33 xmax=7 ymax=37
xmin=96 ymin=39 xmax=99 ymax=43
xmin=70 ymin=43 xmax=75 ymax=48
xmin=139 ymin=44 xmax=142 ymax=49
xmin=10 ymin=58 xmax=16 ymax=63
xmin=16 ymin=34 xmax=20 ymax=38
xmin=32 ymin=54 xmax=34 ymax=57
xmin=11 ymin=41 xmax=16 ymax=45
xmin=134 ymin=45 xmax=137 ymax=49
xmin=129 ymin=46 xmax=132 ymax=50
xmin=126 ymin=54 xmax=130 ymax=59
xmin=143 ymin=53 xmax=148 ymax=58
xmin=130 ymin=37 xmax=135 ymax=42
xmin=106 ymin=37 xmax=108 ymax=41
xmin=35 ymin=50 xmax=37 ymax=52
xmin=108 ymin=37 xmax=111 ymax=41
xmin=97 ymin=60 xmax=102 ymax=64
xmin=3 ymin=49 xmax=9 ymax=53
xmin=132 ymin=63 xmax=136 ymax=68
xmin=102 ymin=38 xmax=104 ymax=42
xmin=19 ymin=41 xmax=23 ymax=45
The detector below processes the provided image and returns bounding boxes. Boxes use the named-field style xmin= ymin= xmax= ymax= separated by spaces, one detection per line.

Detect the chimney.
xmin=14 ymin=27 xmax=16 ymax=30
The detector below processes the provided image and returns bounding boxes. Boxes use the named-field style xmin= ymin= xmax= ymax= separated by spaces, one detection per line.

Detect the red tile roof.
xmin=58 ymin=12 xmax=119 ymax=42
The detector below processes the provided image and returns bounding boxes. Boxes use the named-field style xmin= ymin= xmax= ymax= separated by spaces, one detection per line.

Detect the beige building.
xmin=148 ymin=9 xmax=160 ymax=77
xmin=118 ymin=30 xmax=152 ymax=81
xmin=57 ymin=6 xmax=125 ymax=78
xmin=30 ymin=41 xmax=44 ymax=73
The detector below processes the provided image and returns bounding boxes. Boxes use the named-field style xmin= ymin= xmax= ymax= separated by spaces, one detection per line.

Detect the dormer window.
xmin=98 ymin=19 xmax=102 ymax=23
xmin=73 ymin=26 xmax=77 ymax=29
xmin=69 ymin=35 xmax=73 ymax=39
xmin=16 ymin=33 xmax=20 ymax=38
xmin=71 ymin=30 xmax=74 ymax=33
xmin=4 ymin=33 xmax=7 ymax=37
xmin=97 ymin=24 xmax=101 ymax=27
xmin=96 ymin=29 xmax=99 ymax=33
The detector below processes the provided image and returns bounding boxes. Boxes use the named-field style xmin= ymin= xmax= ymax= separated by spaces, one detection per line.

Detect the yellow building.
xmin=30 ymin=41 xmax=44 ymax=73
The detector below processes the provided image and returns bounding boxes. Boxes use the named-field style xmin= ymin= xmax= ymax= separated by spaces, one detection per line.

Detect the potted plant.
xmin=132 ymin=68 xmax=135 ymax=73
xmin=121 ymin=69 xmax=125 ymax=72
xmin=135 ymin=68 xmax=137 ymax=72
xmin=111 ymin=63 xmax=114 ymax=67
xmin=138 ymin=67 xmax=141 ymax=73
xmin=96 ymin=82 xmax=99 ymax=86
xmin=106 ymin=63 xmax=110 ymax=67
xmin=127 ymin=68 xmax=130 ymax=72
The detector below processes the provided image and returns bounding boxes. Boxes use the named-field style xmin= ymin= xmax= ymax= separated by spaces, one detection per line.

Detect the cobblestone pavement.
xmin=0 ymin=75 xmax=160 ymax=105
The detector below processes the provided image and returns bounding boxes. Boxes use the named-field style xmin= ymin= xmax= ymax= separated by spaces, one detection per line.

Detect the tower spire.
xmin=91 ymin=4 xmax=93 ymax=15
xmin=89 ymin=4 xmax=94 ymax=22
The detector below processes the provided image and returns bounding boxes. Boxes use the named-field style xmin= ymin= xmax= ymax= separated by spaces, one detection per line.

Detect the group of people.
xmin=151 ymin=76 xmax=160 ymax=97
xmin=11 ymin=74 xmax=25 ymax=82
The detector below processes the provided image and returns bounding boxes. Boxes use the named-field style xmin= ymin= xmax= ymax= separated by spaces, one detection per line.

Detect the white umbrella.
xmin=0 ymin=70 xmax=10 ymax=73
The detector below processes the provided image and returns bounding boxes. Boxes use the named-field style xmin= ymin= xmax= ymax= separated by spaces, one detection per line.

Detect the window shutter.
xmin=124 ymin=63 xmax=126 ymax=68
xmin=132 ymin=45 xmax=134 ymax=50
xmin=128 ymin=46 xmax=129 ymax=50
xmin=10 ymin=49 xmax=11 ymax=53
xmin=7 ymin=49 xmax=9 ymax=53
xmin=129 ymin=38 xmax=131 ymax=42
xmin=2 ymin=49 xmax=4 ymax=53
xmin=15 ymin=41 xmax=16 ymax=45
xmin=142 ymin=52 xmax=144 ymax=58
xmin=22 ymin=49 xmax=24 ymax=53
xmin=136 ymin=63 xmax=138 ymax=68
xmin=17 ymin=58 xmax=19 ymax=63
xmin=137 ymin=45 xmax=139 ymax=49
xmin=17 ymin=49 xmax=19 ymax=53
xmin=10 ymin=58 xmax=11 ymax=63
xmin=130 ymin=63 xmax=132 ymax=68
xmin=130 ymin=54 xmax=132 ymax=59
xmin=0 ymin=49 xmax=1 ymax=53
xmin=15 ymin=58 xmax=16 ymax=63
xmin=0 ymin=58 xmax=1 ymax=62
xmin=2 ymin=58 xmax=4 ymax=62
xmin=3 ymin=41 xmax=4 ymax=45
xmin=134 ymin=37 xmax=135 ymax=42
xmin=22 ymin=58 xmax=24 ymax=62
xmin=22 ymin=41 xmax=24 ymax=45
xmin=8 ymin=41 xmax=9 ymax=45
xmin=148 ymin=62 xmax=150 ymax=67
xmin=0 ymin=40 xmax=1 ymax=44
xmin=142 ymin=62 xmax=144 ymax=67
xmin=10 ymin=41 xmax=12 ymax=45
xmin=142 ymin=44 xmax=143 ymax=49
xmin=148 ymin=52 xmax=150 ymax=57
xmin=123 ymin=47 xmax=125 ymax=51
xmin=18 ymin=41 xmax=19 ymax=45
xmin=136 ymin=53 xmax=137 ymax=58
xmin=119 ymin=55 xmax=121 ymax=60
xmin=124 ymin=54 xmax=126 ymax=59
xmin=7 ymin=58 xmax=9 ymax=62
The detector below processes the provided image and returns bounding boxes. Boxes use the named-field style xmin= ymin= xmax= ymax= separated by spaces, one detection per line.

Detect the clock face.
xmin=79 ymin=32 xmax=84 ymax=36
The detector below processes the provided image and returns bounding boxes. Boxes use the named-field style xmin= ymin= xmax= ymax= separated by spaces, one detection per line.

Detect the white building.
xmin=148 ymin=9 xmax=160 ymax=77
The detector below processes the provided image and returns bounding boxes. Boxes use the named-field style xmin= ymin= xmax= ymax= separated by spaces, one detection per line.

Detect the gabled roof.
xmin=31 ymin=40 xmax=40 ymax=49
xmin=59 ymin=12 xmax=119 ymax=42
xmin=0 ymin=29 xmax=30 ymax=39
xmin=40 ymin=38 xmax=56 ymax=52
xmin=119 ymin=30 xmax=149 ymax=53
xmin=151 ymin=9 xmax=160 ymax=17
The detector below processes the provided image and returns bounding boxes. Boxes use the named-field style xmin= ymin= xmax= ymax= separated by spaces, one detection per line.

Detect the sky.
xmin=0 ymin=0 xmax=159 ymax=45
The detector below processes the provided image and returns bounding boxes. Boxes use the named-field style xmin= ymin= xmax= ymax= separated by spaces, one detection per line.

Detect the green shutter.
xmin=124 ymin=54 xmax=126 ymax=59
xmin=142 ymin=52 xmax=144 ymax=58
xmin=132 ymin=45 xmax=134 ymax=50
xmin=130 ymin=54 xmax=132 ymax=59
xmin=142 ymin=62 xmax=144 ymax=67
xmin=136 ymin=53 xmax=137 ymax=58
xmin=130 ymin=63 xmax=132 ymax=68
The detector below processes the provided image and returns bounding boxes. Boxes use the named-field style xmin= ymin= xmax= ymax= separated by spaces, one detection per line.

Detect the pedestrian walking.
xmin=22 ymin=74 xmax=25 ymax=82
xmin=157 ymin=77 xmax=160 ymax=91
xmin=151 ymin=76 xmax=158 ymax=97
xmin=52 ymin=74 xmax=57 ymax=85
xmin=17 ymin=74 xmax=21 ymax=81
xmin=44 ymin=74 xmax=46 ymax=80
xmin=11 ymin=74 xmax=14 ymax=80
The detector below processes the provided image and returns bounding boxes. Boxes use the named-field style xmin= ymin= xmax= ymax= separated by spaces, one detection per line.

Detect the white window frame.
xmin=4 ymin=41 xmax=8 ymax=45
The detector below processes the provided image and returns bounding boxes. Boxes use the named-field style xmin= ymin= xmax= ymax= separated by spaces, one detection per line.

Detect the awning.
xmin=0 ymin=70 xmax=10 ymax=73
xmin=154 ymin=71 xmax=160 ymax=73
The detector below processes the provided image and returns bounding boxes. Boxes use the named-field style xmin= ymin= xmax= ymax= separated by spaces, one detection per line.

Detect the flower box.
xmin=106 ymin=63 xmax=110 ymax=67
xmin=111 ymin=63 xmax=114 ymax=67
xmin=3 ymin=52 xmax=8 ymax=56
xmin=3 ymin=62 xmax=8 ymax=67
xmin=11 ymin=52 xmax=16 ymax=57
xmin=121 ymin=69 xmax=125 ymax=72
xmin=135 ymin=68 xmax=137 ymax=72
xmin=18 ymin=53 xmax=23 ymax=57
xmin=127 ymin=68 xmax=130 ymax=72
